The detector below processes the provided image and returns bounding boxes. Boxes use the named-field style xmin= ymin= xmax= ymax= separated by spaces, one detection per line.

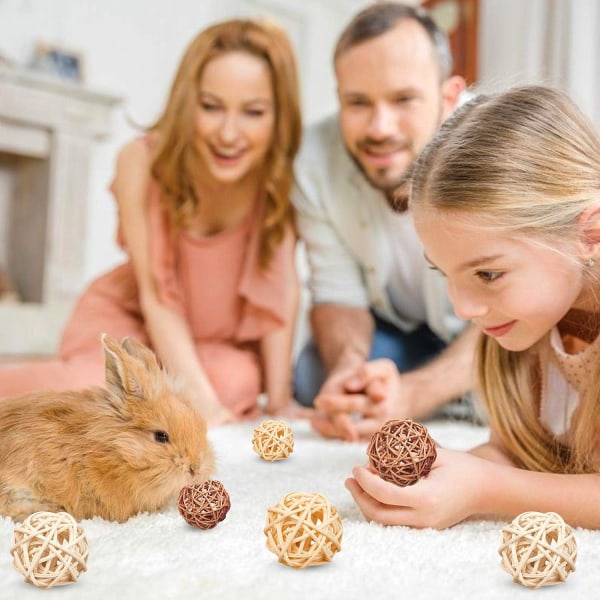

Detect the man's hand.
xmin=310 ymin=364 xmax=363 ymax=440
xmin=311 ymin=359 xmax=410 ymax=441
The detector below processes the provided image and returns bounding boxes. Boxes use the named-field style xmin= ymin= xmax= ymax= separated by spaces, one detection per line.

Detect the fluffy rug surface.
xmin=0 ymin=419 xmax=597 ymax=599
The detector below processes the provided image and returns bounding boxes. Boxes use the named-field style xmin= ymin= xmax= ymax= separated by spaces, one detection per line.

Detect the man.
xmin=292 ymin=3 xmax=479 ymax=440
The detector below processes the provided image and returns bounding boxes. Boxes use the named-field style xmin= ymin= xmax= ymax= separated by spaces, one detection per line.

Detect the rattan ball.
xmin=177 ymin=480 xmax=231 ymax=529
xmin=252 ymin=419 xmax=294 ymax=461
xmin=10 ymin=511 xmax=88 ymax=589
xmin=499 ymin=511 xmax=577 ymax=589
xmin=264 ymin=492 xmax=343 ymax=569
xmin=367 ymin=419 xmax=437 ymax=486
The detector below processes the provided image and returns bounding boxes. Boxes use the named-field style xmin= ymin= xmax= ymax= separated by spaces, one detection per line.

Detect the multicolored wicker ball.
xmin=367 ymin=419 xmax=437 ymax=486
xmin=177 ymin=480 xmax=231 ymax=530
xmin=252 ymin=419 xmax=294 ymax=461
xmin=10 ymin=511 xmax=89 ymax=589
xmin=499 ymin=511 xmax=577 ymax=589
xmin=264 ymin=492 xmax=343 ymax=569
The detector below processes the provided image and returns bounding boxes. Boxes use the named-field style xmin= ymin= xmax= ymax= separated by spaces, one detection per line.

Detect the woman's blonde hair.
xmin=149 ymin=19 xmax=301 ymax=268
xmin=410 ymin=85 xmax=600 ymax=473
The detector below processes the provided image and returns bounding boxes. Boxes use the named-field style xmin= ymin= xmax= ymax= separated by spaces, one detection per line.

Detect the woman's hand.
xmin=345 ymin=448 xmax=494 ymax=529
xmin=202 ymin=402 xmax=236 ymax=428
xmin=266 ymin=402 xmax=315 ymax=420
xmin=194 ymin=384 xmax=236 ymax=428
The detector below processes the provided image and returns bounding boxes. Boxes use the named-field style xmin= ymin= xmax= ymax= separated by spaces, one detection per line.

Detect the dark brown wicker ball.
xmin=367 ymin=419 xmax=437 ymax=487
xmin=177 ymin=480 xmax=231 ymax=530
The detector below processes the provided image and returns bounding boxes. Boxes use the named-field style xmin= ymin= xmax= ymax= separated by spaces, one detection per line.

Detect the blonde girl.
xmin=346 ymin=85 xmax=600 ymax=528
xmin=0 ymin=19 xmax=302 ymax=426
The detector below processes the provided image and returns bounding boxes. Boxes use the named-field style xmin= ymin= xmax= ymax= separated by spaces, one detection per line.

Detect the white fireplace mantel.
xmin=0 ymin=66 xmax=122 ymax=355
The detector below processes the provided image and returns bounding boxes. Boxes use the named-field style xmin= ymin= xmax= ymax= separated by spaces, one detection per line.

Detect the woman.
xmin=1 ymin=19 xmax=302 ymax=426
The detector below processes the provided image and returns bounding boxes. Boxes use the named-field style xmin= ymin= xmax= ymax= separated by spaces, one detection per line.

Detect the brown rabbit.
xmin=0 ymin=334 xmax=214 ymax=522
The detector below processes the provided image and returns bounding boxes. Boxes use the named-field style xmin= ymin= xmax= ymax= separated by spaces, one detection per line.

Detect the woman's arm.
xmin=113 ymin=139 xmax=232 ymax=426
xmin=260 ymin=232 xmax=300 ymax=415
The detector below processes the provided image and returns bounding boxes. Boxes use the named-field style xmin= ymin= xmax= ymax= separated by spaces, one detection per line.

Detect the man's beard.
xmin=346 ymin=102 xmax=444 ymax=213
xmin=348 ymin=149 xmax=415 ymax=213
xmin=384 ymin=167 xmax=414 ymax=213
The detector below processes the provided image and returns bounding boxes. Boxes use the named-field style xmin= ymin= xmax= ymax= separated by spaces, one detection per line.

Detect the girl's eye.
xmin=200 ymin=103 xmax=220 ymax=112
xmin=476 ymin=270 xmax=503 ymax=283
xmin=245 ymin=109 xmax=265 ymax=117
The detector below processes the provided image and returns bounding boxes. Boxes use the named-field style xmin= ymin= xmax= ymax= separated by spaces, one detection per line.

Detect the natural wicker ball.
xmin=264 ymin=492 xmax=343 ymax=569
xmin=177 ymin=480 xmax=231 ymax=530
xmin=367 ymin=419 xmax=437 ymax=486
xmin=10 ymin=511 xmax=88 ymax=589
xmin=499 ymin=511 xmax=577 ymax=589
xmin=252 ymin=419 xmax=294 ymax=461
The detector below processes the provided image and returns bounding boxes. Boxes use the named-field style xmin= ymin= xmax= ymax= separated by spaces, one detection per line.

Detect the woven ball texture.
xmin=10 ymin=511 xmax=89 ymax=589
xmin=367 ymin=419 xmax=437 ymax=486
xmin=499 ymin=511 xmax=577 ymax=589
xmin=252 ymin=419 xmax=294 ymax=461
xmin=264 ymin=492 xmax=343 ymax=569
xmin=178 ymin=480 xmax=231 ymax=529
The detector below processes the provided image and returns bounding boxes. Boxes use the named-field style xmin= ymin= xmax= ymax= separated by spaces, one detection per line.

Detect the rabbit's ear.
xmin=121 ymin=337 xmax=160 ymax=373
xmin=101 ymin=333 xmax=144 ymax=400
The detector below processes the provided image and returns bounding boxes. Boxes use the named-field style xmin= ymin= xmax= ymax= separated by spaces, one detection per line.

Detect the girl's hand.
xmin=345 ymin=448 xmax=494 ymax=529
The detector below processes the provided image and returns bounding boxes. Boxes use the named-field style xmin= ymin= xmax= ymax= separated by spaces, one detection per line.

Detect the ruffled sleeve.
xmin=236 ymin=209 xmax=296 ymax=342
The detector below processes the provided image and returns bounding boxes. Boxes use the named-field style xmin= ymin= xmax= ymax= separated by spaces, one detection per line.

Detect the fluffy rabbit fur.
xmin=0 ymin=335 xmax=214 ymax=522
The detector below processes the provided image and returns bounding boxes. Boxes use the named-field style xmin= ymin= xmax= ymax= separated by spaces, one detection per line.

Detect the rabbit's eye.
xmin=154 ymin=431 xmax=170 ymax=443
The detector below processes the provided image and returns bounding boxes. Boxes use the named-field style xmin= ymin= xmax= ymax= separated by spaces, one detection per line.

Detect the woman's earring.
xmin=587 ymin=257 xmax=596 ymax=268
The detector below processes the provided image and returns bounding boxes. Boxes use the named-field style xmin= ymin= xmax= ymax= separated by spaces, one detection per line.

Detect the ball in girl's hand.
xmin=367 ymin=419 xmax=437 ymax=486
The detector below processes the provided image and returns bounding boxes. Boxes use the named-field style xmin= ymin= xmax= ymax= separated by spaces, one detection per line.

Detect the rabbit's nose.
xmin=189 ymin=465 xmax=196 ymax=477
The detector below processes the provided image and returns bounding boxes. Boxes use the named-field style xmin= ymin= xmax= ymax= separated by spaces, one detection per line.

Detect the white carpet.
xmin=0 ymin=419 xmax=597 ymax=599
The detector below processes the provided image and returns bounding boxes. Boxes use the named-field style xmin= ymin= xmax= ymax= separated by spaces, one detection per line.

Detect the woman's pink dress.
xmin=0 ymin=176 xmax=294 ymax=418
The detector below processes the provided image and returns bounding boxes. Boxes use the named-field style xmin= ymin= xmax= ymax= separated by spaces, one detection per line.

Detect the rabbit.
xmin=0 ymin=334 xmax=215 ymax=522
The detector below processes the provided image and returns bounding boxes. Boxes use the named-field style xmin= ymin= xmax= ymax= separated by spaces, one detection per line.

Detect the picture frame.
xmin=31 ymin=42 xmax=85 ymax=83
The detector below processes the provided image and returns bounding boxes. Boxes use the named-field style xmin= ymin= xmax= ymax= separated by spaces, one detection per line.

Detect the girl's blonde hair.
xmin=149 ymin=19 xmax=301 ymax=268
xmin=410 ymin=85 xmax=600 ymax=473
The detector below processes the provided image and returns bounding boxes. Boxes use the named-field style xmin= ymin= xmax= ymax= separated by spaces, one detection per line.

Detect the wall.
xmin=477 ymin=0 xmax=600 ymax=125
xmin=0 ymin=164 xmax=14 ymax=269
xmin=0 ymin=0 xmax=599 ymax=292
xmin=0 ymin=0 xmax=366 ymax=285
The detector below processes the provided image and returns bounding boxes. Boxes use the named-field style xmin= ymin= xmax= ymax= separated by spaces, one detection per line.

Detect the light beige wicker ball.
xmin=264 ymin=492 xmax=343 ymax=569
xmin=10 ymin=511 xmax=89 ymax=589
xmin=499 ymin=511 xmax=577 ymax=589
xmin=252 ymin=419 xmax=294 ymax=461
